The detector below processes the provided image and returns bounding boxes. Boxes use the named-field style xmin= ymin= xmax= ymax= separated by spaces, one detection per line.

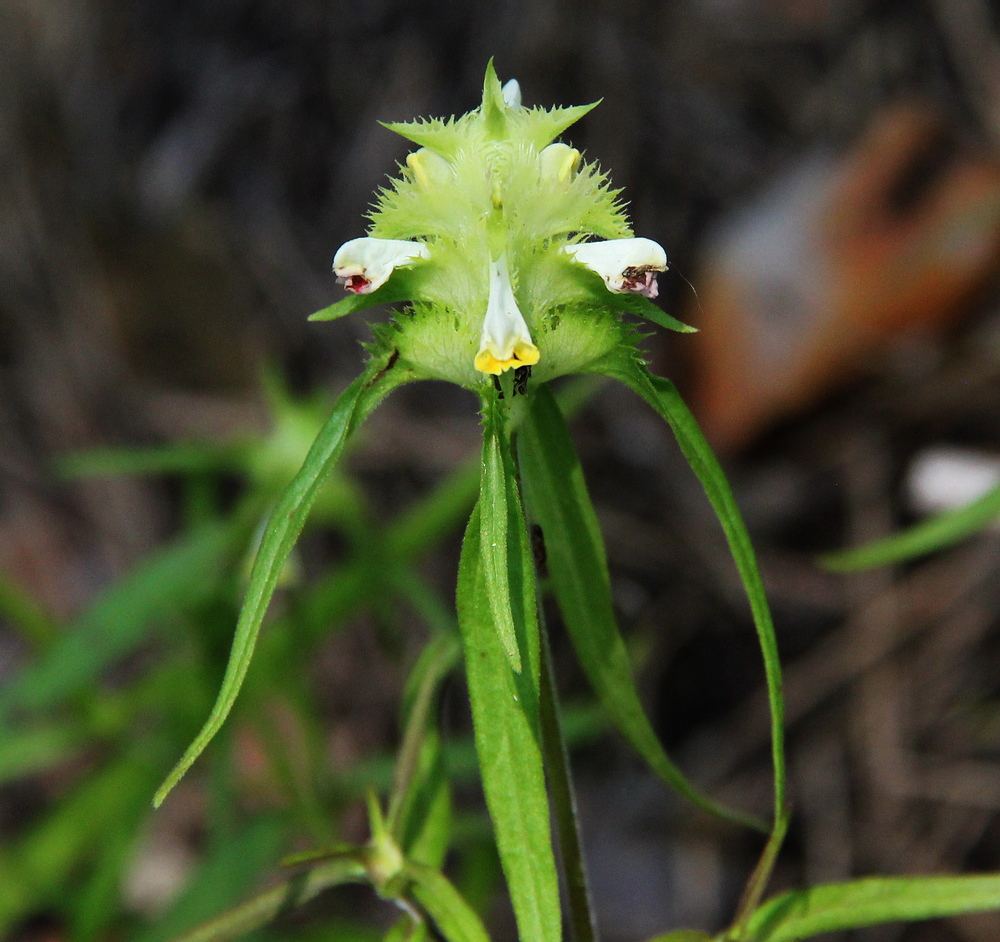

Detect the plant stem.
xmin=170 ymin=857 xmax=368 ymax=942
xmin=727 ymin=807 xmax=790 ymax=938
xmin=539 ymin=610 xmax=598 ymax=942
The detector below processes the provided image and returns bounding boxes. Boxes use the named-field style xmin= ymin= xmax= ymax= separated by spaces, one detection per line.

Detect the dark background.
xmin=4 ymin=1 xmax=1000 ymax=939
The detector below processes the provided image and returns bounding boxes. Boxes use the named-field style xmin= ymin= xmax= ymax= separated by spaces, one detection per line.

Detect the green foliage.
xmin=7 ymin=61 xmax=1000 ymax=942
xmin=457 ymin=499 xmax=560 ymax=942
xmin=154 ymin=347 xmax=415 ymax=807
xmin=591 ymin=344 xmax=788 ymax=825
xmin=740 ymin=874 xmax=1000 ymax=941
xmin=820 ymin=479 xmax=1000 ymax=571
xmin=518 ymin=383 xmax=765 ymax=832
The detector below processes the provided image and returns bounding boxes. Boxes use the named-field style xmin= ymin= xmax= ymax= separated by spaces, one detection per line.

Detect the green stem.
xmin=727 ymin=807 xmax=790 ymax=939
xmin=539 ymin=613 xmax=598 ymax=942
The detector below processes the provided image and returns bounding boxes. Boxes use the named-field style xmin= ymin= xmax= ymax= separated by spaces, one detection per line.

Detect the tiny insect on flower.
xmin=564 ymin=237 xmax=668 ymax=299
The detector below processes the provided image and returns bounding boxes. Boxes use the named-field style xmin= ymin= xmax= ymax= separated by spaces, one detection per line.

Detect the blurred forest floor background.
xmin=4 ymin=1 xmax=1000 ymax=940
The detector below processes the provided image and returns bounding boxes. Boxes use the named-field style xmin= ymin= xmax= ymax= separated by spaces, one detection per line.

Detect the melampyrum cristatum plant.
xmin=153 ymin=64 xmax=1000 ymax=942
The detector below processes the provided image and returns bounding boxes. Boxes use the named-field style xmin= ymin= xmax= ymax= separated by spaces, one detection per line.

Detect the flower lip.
xmin=475 ymin=253 xmax=540 ymax=375
xmin=333 ymin=237 xmax=430 ymax=294
xmin=564 ymin=237 xmax=668 ymax=299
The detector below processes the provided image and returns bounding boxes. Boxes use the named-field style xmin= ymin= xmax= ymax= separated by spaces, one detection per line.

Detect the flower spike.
xmin=474 ymin=253 xmax=540 ymax=375
xmin=565 ymin=237 xmax=668 ymax=298
xmin=333 ymin=237 xmax=429 ymax=294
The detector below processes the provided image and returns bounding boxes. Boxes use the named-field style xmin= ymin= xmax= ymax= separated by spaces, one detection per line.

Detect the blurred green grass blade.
xmin=72 ymin=817 xmax=143 ymax=942
xmin=0 ymin=512 xmax=252 ymax=720
xmin=0 ymin=753 xmax=160 ymax=937
xmin=135 ymin=817 xmax=289 ymax=942
xmin=405 ymin=862 xmax=490 ymax=942
xmin=0 ymin=724 xmax=86 ymax=784
xmin=0 ymin=572 xmax=58 ymax=650
xmin=165 ymin=857 xmax=368 ymax=942
xmin=519 ymin=383 xmax=764 ymax=832
xmin=479 ymin=407 xmax=521 ymax=672
xmin=593 ymin=350 xmax=786 ymax=824
xmin=154 ymin=357 xmax=412 ymax=807
xmin=743 ymin=874 xmax=1000 ymax=941
xmin=396 ymin=729 xmax=451 ymax=869
xmin=819 ymin=481 xmax=1000 ymax=571
xmin=56 ymin=442 xmax=242 ymax=480
xmin=457 ymin=504 xmax=559 ymax=942
xmin=389 ymin=634 xmax=459 ymax=867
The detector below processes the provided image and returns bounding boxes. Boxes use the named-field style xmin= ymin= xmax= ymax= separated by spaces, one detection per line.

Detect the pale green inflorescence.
xmin=329 ymin=63 xmax=669 ymax=389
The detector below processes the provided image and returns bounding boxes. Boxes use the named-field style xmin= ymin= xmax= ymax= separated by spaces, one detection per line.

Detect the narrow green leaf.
xmin=591 ymin=349 xmax=786 ymax=824
xmin=457 ymin=504 xmax=559 ymax=942
xmin=165 ymin=857 xmax=369 ymax=942
xmin=405 ymin=863 xmax=491 ymax=942
xmin=55 ymin=442 xmax=241 ymax=479
xmin=0 ymin=724 xmax=84 ymax=784
xmin=0 ymin=572 xmax=57 ymax=650
xmin=820 ymin=481 xmax=1000 ymax=571
xmin=519 ymin=384 xmax=764 ymax=831
xmin=154 ymin=356 xmax=412 ymax=807
xmin=743 ymin=874 xmax=1000 ymax=941
xmin=388 ymin=634 xmax=459 ymax=868
xmin=615 ymin=293 xmax=697 ymax=334
xmin=308 ymin=272 xmax=424 ymax=322
xmin=479 ymin=409 xmax=521 ymax=671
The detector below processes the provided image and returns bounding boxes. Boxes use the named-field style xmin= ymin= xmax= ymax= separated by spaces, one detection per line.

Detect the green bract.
xmin=311 ymin=61 xmax=691 ymax=387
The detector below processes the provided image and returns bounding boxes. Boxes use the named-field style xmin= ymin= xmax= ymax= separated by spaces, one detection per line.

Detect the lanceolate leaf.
xmin=154 ymin=353 xmax=414 ymax=807
xmin=388 ymin=633 xmax=459 ymax=868
xmin=479 ymin=403 xmax=522 ymax=671
xmin=518 ymin=383 xmax=764 ymax=831
xmin=743 ymin=874 xmax=1000 ymax=941
xmin=405 ymin=862 xmax=491 ymax=942
xmin=592 ymin=347 xmax=787 ymax=824
xmin=457 ymin=503 xmax=559 ymax=942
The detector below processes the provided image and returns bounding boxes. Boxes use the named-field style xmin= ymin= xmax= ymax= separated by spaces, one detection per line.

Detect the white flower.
xmin=564 ymin=237 xmax=668 ymax=299
xmin=539 ymin=143 xmax=581 ymax=183
xmin=502 ymin=79 xmax=522 ymax=109
xmin=333 ymin=237 xmax=429 ymax=294
xmin=474 ymin=253 xmax=540 ymax=375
